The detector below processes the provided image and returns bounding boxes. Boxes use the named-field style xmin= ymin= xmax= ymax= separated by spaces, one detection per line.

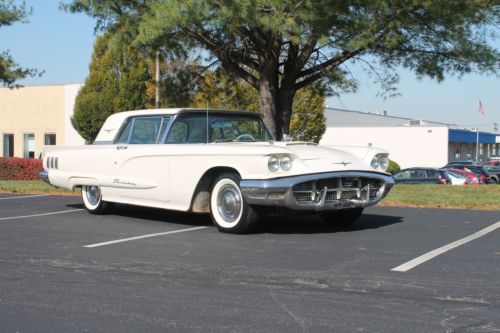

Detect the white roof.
xmin=94 ymin=109 xmax=183 ymax=143
xmin=93 ymin=108 xmax=258 ymax=143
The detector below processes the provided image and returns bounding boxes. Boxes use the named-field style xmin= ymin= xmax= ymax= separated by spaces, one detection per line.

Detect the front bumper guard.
xmin=240 ymin=171 xmax=394 ymax=211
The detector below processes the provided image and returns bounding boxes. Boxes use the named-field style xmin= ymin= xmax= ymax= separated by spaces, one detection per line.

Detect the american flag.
xmin=478 ymin=100 xmax=486 ymax=117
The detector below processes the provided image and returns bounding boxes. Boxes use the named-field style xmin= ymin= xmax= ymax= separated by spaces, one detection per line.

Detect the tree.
xmin=193 ymin=68 xmax=326 ymax=142
xmin=0 ymin=0 xmax=41 ymax=87
xmin=289 ymin=86 xmax=326 ymax=143
xmin=71 ymin=34 xmax=151 ymax=142
xmin=65 ymin=0 xmax=500 ymax=139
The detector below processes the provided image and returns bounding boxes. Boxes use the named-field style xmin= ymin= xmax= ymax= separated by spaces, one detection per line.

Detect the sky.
xmin=1 ymin=0 xmax=499 ymax=133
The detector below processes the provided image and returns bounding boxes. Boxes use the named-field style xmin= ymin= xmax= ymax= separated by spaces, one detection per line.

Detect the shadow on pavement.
xmin=69 ymin=202 xmax=403 ymax=234
xmin=256 ymin=213 xmax=404 ymax=234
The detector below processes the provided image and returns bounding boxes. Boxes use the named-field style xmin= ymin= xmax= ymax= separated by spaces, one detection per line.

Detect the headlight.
xmin=268 ymin=155 xmax=293 ymax=172
xmin=280 ymin=156 xmax=292 ymax=171
xmin=370 ymin=156 xmax=379 ymax=169
xmin=379 ymin=156 xmax=389 ymax=171
xmin=268 ymin=156 xmax=280 ymax=172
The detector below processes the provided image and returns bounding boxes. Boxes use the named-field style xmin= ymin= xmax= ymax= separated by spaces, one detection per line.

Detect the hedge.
xmin=0 ymin=158 xmax=44 ymax=180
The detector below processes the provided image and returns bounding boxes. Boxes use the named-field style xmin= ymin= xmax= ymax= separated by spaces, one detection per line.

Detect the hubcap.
xmin=217 ymin=184 xmax=241 ymax=222
xmin=86 ymin=186 xmax=101 ymax=206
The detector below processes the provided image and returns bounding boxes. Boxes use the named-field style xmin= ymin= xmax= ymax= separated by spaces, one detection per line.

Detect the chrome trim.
xmin=39 ymin=170 xmax=50 ymax=184
xmin=240 ymin=171 xmax=394 ymax=211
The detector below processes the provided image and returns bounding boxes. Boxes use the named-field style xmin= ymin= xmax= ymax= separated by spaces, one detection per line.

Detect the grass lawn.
xmin=0 ymin=181 xmax=78 ymax=196
xmin=381 ymin=184 xmax=500 ymax=210
xmin=0 ymin=181 xmax=499 ymax=210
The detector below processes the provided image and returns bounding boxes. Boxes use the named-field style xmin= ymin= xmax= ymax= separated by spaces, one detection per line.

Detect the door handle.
xmin=116 ymin=146 xmax=128 ymax=150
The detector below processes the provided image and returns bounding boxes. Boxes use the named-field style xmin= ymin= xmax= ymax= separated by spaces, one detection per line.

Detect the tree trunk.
xmin=277 ymin=88 xmax=296 ymax=138
xmin=258 ymin=60 xmax=280 ymax=139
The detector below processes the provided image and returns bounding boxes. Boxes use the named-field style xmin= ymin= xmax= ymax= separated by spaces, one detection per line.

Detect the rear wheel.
xmin=81 ymin=185 xmax=113 ymax=214
xmin=209 ymin=173 xmax=259 ymax=233
xmin=320 ymin=208 xmax=363 ymax=227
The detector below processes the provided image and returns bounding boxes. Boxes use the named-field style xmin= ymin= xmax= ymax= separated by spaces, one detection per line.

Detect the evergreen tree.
xmin=66 ymin=0 xmax=500 ymax=139
xmin=72 ymin=34 xmax=151 ymax=142
xmin=0 ymin=0 xmax=41 ymax=87
xmin=193 ymin=69 xmax=325 ymax=142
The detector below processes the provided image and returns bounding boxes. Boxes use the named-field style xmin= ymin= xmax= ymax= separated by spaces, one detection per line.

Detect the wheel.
xmin=320 ymin=208 xmax=363 ymax=227
xmin=81 ymin=185 xmax=113 ymax=214
xmin=209 ymin=173 xmax=259 ymax=233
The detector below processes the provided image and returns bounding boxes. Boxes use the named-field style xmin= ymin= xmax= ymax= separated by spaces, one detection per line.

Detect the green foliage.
xmin=0 ymin=0 xmax=41 ymax=87
xmin=289 ymin=87 xmax=326 ymax=143
xmin=193 ymin=69 xmax=259 ymax=112
xmin=72 ymin=34 xmax=151 ymax=142
xmin=193 ymin=69 xmax=326 ymax=141
xmin=387 ymin=160 xmax=401 ymax=174
xmin=65 ymin=0 xmax=500 ymax=138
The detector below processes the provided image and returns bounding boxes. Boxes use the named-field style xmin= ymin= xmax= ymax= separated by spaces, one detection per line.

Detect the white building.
xmin=320 ymin=108 xmax=499 ymax=168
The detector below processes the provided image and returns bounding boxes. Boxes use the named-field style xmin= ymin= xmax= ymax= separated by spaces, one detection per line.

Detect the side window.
xmin=410 ymin=170 xmax=426 ymax=178
xmin=166 ymin=122 xmax=188 ymax=143
xmin=116 ymin=116 xmax=166 ymax=144
xmin=116 ymin=119 xmax=133 ymax=144
xmin=129 ymin=117 xmax=163 ymax=144
xmin=426 ymin=170 xmax=438 ymax=178
xmin=394 ymin=170 xmax=410 ymax=179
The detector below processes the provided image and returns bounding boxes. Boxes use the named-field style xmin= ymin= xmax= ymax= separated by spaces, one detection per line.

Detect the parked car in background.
xmin=40 ymin=108 xmax=395 ymax=233
xmin=447 ymin=164 xmax=498 ymax=184
xmin=446 ymin=169 xmax=482 ymax=185
xmin=481 ymin=163 xmax=500 ymax=182
xmin=444 ymin=161 xmax=476 ymax=168
xmin=392 ymin=168 xmax=455 ymax=184
xmin=483 ymin=161 xmax=500 ymax=167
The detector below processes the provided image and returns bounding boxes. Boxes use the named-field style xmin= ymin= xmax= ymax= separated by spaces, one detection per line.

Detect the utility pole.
xmin=155 ymin=51 xmax=160 ymax=109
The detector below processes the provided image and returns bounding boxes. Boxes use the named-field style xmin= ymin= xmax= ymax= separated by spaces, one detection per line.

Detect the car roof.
xmin=94 ymin=108 xmax=262 ymax=143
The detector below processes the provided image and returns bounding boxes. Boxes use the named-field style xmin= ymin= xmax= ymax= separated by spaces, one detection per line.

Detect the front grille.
xmin=292 ymin=177 xmax=384 ymax=206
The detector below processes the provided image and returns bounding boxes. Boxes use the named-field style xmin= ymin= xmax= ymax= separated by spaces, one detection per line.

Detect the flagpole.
xmin=476 ymin=127 xmax=479 ymax=163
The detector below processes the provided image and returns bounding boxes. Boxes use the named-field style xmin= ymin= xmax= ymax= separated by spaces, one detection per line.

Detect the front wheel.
xmin=81 ymin=185 xmax=113 ymax=214
xmin=209 ymin=173 xmax=259 ymax=233
xmin=320 ymin=208 xmax=364 ymax=227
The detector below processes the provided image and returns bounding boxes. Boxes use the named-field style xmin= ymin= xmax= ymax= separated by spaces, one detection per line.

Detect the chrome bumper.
xmin=39 ymin=170 xmax=50 ymax=184
xmin=240 ymin=171 xmax=394 ymax=211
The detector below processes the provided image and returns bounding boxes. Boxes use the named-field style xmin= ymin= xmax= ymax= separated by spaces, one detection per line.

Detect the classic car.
xmin=40 ymin=108 xmax=394 ymax=233
xmin=393 ymin=167 xmax=464 ymax=185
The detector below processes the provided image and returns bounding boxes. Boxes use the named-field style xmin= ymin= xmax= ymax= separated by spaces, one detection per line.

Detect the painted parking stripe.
xmin=0 ymin=209 xmax=85 ymax=221
xmin=83 ymin=226 xmax=209 ymax=248
xmin=392 ymin=221 xmax=500 ymax=272
xmin=0 ymin=194 xmax=50 ymax=200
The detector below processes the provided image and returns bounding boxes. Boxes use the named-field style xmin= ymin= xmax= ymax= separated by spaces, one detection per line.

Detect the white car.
xmin=41 ymin=108 xmax=394 ymax=233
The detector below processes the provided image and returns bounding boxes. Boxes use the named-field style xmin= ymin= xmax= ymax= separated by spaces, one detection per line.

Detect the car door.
xmin=111 ymin=115 xmax=172 ymax=203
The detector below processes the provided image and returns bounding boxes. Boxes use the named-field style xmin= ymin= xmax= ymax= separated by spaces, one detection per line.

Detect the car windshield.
xmin=165 ymin=113 xmax=274 ymax=143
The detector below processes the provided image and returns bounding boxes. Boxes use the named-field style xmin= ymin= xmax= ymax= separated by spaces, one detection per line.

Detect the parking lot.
xmin=0 ymin=193 xmax=499 ymax=332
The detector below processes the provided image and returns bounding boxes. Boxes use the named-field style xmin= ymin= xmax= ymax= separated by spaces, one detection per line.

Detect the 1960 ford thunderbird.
xmin=41 ymin=108 xmax=394 ymax=233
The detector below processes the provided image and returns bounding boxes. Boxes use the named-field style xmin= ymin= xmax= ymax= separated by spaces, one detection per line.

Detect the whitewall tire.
xmin=209 ymin=173 xmax=259 ymax=233
xmin=81 ymin=185 xmax=112 ymax=214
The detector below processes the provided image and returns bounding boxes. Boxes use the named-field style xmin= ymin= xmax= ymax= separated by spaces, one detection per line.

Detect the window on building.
xmin=44 ymin=133 xmax=56 ymax=145
xmin=23 ymin=133 xmax=35 ymax=158
xmin=2 ymin=134 xmax=14 ymax=157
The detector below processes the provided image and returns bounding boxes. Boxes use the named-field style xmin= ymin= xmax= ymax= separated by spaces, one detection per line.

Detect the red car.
xmin=447 ymin=168 xmax=483 ymax=184
xmin=483 ymin=161 xmax=500 ymax=167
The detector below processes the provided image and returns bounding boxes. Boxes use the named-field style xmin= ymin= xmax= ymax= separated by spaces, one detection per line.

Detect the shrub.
xmin=387 ymin=159 xmax=401 ymax=174
xmin=0 ymin=158 xmax=43 ymax=180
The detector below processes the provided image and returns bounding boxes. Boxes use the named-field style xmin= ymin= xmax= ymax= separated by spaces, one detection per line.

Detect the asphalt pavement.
xmin=0 ymin=193 xmax=499 ymax=332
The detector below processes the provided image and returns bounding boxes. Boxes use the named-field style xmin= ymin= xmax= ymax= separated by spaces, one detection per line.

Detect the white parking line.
xmin=0 ymin=209 xmax=85 ymax=221
xmin=0 ymin=194 xmax=50 ymax=200
xmin=392 ymin=221 xmax=500 ymax=272
xmin=83 ymin=226 xmax=209 ymax=248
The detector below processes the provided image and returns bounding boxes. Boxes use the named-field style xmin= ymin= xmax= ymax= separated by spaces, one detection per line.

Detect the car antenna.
xmin=206 ymin=101 xmax=209 ymax=144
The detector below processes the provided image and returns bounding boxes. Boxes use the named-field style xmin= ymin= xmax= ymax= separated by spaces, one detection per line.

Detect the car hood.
xmin=227 ymin=141 xmax=374 ymax=172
